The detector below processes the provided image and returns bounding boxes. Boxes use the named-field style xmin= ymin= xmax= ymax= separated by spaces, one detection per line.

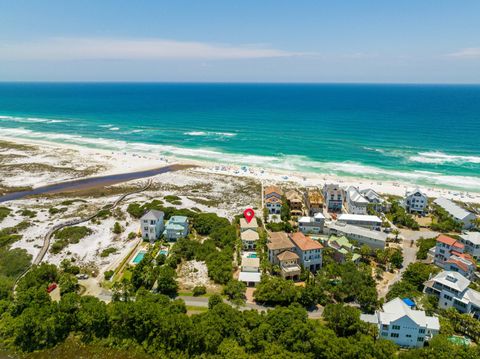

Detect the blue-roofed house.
xmin=163 ymin=216 xmax=189 ymax=241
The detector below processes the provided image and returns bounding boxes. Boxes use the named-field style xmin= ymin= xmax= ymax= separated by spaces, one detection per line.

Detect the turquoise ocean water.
xmin=0 ymin=83 xmax=479 ymax=192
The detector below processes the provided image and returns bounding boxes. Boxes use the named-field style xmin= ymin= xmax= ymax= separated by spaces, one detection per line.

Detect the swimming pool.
xmin=247 ymin=253 xmax=257 ymax=259
xmin=159 ymin=249 xmax=168 ymax=256
xmin=132 ymin=251 xmax=146 ymax=264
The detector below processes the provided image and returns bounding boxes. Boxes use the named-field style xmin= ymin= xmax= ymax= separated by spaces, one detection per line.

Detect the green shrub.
xmin=100 ymin=247 xmax=117 ymax=258
xmin=193 ymin=285 xmax=207 ymax=296
xmin=49 ymin=207 xmax=68 ymax=215
xmin=0 ymin=206 xmax=11 ymax=222
xmin=104 ymin=270 xmax=114 ymax=280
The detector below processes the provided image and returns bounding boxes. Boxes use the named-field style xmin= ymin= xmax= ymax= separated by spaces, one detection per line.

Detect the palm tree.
xmin=392 ymin=229 xmax=400 ymax=243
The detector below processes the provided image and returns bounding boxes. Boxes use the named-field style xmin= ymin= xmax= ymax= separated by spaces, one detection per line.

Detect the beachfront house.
xmin=289 ymin=232 xmax=323 ymax=272
xmin=345 ymin=186 xmax=369 ymax=215
xmin=459 ymin=232 xmax=480 ymax=261
xmin=433 ymin=197 xmax=477 ymax=230
xmin=305 ymin=187 xmax=324 ymax=215
xmin=360 ymin=298 xmax=440 ymax=348
xmin=264 ymin=185 xmax=283 ymax=214
xmin=434 ymin=234 xmax=476 ymax=279
xmin=337 ymin=213 xmax=383 ymax=230
xmin=240 ymin=217 xmax=259 ymax=232
xmin=360 ymin=188 xmax=390 ymax=213
xmin=140 ymin=210 xmax=165 ymax=241
xmin=325 ymin=221 xmax=387 ymax=250
xmin=326 ymin=235 xmax=361 ymax=264
xmin=298 ymin=213 xmax=325 ymax=234
xmin=402 ymin=188 xmax=428 ymax=214
xmin=163 ymin=216 xmax=189 ymax=241
xmin=323 ymin=184 xmax=343 ymax=212
xmin=239 ymin=257 xmax=261 ymax=287
xmin=423 ymin=271 xmax=480 ymax=319
xmin=285 ymin=189 xmax=304 ymax=216
xmin=241 ymin=229 xmax=259 ymax=250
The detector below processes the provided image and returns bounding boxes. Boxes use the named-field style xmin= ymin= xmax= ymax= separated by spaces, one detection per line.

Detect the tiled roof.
xmin=241 ymin=229 xmax=259 ymax=241
xmin=265 ymin=185 xmax=283 ymax=196
xmin=436 ymin=234 xmax=464 ymax=249
xmin=267 ymin=232 xmax=294 ymax=250
xmin=277 ymin=250 xmax=299 ymax=261
xmin=289 ymin=232 xmax=323 ymax=251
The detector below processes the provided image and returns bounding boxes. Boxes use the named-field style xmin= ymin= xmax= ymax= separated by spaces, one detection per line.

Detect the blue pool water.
xmin=132 ymin=251 xmax=146 ymax=264
xmin=1 ymin=83 xmax=480 ymax=192
xmin=247 ymin=253 xmax=258 ymax=259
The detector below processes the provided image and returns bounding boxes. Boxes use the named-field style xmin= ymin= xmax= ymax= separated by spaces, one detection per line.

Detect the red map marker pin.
xmin=243 ymin=208 xmax=255 ymax=223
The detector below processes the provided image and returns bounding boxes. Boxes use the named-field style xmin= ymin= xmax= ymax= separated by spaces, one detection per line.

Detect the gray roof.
xmin=327 ymin=222 xmax=387 ymax=242
xmin=460 ymin=232 xmax=480 ymax=245
xmin=360 ymin=188 xmax=385 ymax=203
xmin=429 ymin=270 xmax=470 ymax=292
xmin=141 ymin=210 xmax=164 ymax=220
xmin=376 ymin=298 xmax=440 ymax=330
xmin=406 ymin=188 xmax=427 ymax=198
xmin=346 ymin=186 xmax=369 ymax=204
xmin=433 ymin=197 xmax=475 ymax=222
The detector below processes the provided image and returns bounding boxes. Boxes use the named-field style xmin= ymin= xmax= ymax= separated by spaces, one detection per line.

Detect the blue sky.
xmin=0 ymin=0 xmax=479 ymax=82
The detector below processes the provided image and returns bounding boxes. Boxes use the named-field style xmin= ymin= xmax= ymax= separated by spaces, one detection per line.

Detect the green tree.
xmin=112 ymin=221 xmax=123 ymax=234
xmin=253 ymin=276 xmax=299 ymax=306
xmin=156 ymin=266 xmax=178 ymax=297
xmin=323 ymin=303 xmax=366 ymax=337
xmin=222 ymin=280 xmax=246 ymax=304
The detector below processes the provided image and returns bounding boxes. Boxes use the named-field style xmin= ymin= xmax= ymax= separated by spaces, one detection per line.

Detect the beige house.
xmin=285 ymin=189 xmax=304 ymax=216
xmin=305 ymin=187 xmax=324 ymax=215
xmin=239 ymin=257 xmax=261 ymax=286
xmin=266 ymin=231 xmax=301 ymax=280
xmin=276 ymin=250 xmax=301 ymax=280
xmin=240 ymin=217 xmax=258 ymax=232
xmin=241 ymin=229 xmax=259 ymax=250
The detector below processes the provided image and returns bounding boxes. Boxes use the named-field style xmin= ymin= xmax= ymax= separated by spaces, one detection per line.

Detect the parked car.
xmin=76 ymin=273 xmax=89 ymax=280
xmin=47 ymin=283 xmax=57 ymax=293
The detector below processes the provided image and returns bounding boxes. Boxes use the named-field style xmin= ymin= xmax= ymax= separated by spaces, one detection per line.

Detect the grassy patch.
xmin=100 ymin=247 xmax=118 ymax=258
xmin=51 ymin=226 xmax=92 ymax=254
xmin=49 ymin=207 xmax=68 ymax=215
xmin=60 ymin=199 xmax=87 ymax=206
xmin=165 ymin=195 xmax=182 ymax=205
xmin=0 ymin=206 xmax=11 ymax=221
xmin=19 ymin=209 xmax=37 ymax=218
xmin=0 ymin=140 xmax=37 ymax=152
xmin=187 ymin=197 xmax=222 ymax=207
xmin=186 ymin=305 xmax=208 ymax=313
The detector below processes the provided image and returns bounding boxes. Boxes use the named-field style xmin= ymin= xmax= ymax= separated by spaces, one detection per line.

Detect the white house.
xmin=239 ymin=257 xmax=261 ymax=287
xmin=323 ymin=184 xmax=343 ymax=212
xmin=298 ymin=213 xmax=325 ymax=234
xmin=325 ymin=221 xmax=387 ymax=250
xmin=337 ymin=213 xmax=383 ymax=230
xmin=423 ymin=271 xmax=480 ymax=319
xmin=361 ymin=298 xmax=440 ymax=348
xmin=345 ymin=186 xmax=369 ymax=215
xmin=163 ymin=216 xmax=189 ymax=241
xmin=289 ymin=232 xmax=323 ymax=272
xmin=241 ymin=229 xmax=259 ymax=250
xmin=140 ymin=210 xmax=164 ymax=241
xmin=459 ymin=232 xmax=480 ymax=261
xmin=360 ymin=188 xmax=390 ymax=212
xmin=433 ymin=197 xmax=477 ymax=230
xmin=402 ymin=188 xmax=428 ymax=214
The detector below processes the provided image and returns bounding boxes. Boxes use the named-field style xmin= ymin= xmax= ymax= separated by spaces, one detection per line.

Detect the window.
xmin=390 ymin=333 xmax=399 ymax=338
xmin=419 ymin=329 xmax=425 ymax=334
xmin=392 ymin=325 xmax=400 ymax=330
xmin=406 ymin=334 xmax=412 ymax=338
xmin=443 ymin=294 xmax=453 ymax=300
xmin=381 ymin=332 xmax=388 ymax=337
xmin=417 ymin=337 xmax=424 ymax=342
xmin=382 ymin=325 xmax=389 ymax=330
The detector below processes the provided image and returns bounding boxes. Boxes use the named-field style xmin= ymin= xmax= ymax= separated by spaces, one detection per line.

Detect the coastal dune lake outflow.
xmin=0 ymin=83 xmax=480 ymax=192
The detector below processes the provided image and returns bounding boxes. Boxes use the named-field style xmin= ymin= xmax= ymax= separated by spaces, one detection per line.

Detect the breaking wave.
xmin=0 ymin=115 xmax=66 ymax=124
xmin=1 ymin=126 xmax=480 ymax=192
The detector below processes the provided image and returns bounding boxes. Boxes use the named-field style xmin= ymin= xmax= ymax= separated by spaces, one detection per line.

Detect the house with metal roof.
xmin=345 ymin=186 xmax=369 ymax=215
xmin=434 ymin=197 xmax=477 ymax=229
xmin=423 ymin=271 xmax=480 ymax=319
xmin=459 ymin=232 xmax=480 ymax=261
xmin=337 ymin=213 xmax=383 ymax=230
xmin=361 ymin=297 xmax=440 ymax=348
xmin=163 ymin=216 xmax=189 ymax=241
xmin=325 ymin=221 xmax=387 ymax=249
xmin=140 ymin=210 xmax=164 ymax=241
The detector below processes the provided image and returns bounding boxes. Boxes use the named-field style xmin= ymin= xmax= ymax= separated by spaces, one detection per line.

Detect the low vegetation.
xmin=51 ymin=226 xmax=93 ymax=254
xmin=416 ymin=236 xmax=437 ymax=259
xmin=0 ymin=206 xmax=11 ymax=222
xmin=386 ymin=201 xmax=419 ymax=230
xmin=430 ymin=204 xmax=463 ymax=233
